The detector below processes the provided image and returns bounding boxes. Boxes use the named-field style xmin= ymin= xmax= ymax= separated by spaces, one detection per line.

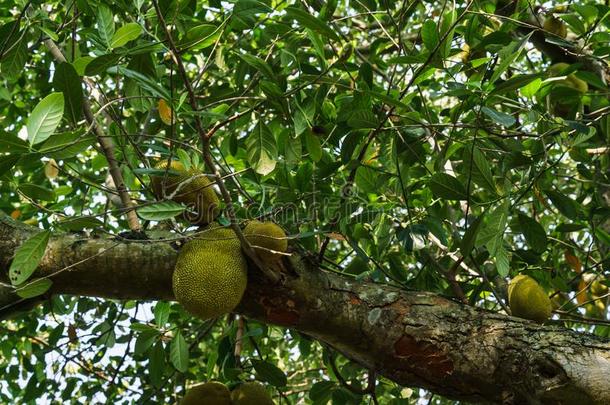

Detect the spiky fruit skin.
xmin=181 ymin=382 xmax=231 ymax=405
xmin=230 ymin=382 xmax=275 ymax=405
xmin=508 ymin=275 xmax=552 ymax=323
xmin=243 ymin=221 xmax=288 ymax=262
xmin=150 ymin=160 xmax=220 ymax=225
xmin=543 ymin=16 xmax=567 ymax=38
xmin=173 ymin=227 xmax=247 ymax=320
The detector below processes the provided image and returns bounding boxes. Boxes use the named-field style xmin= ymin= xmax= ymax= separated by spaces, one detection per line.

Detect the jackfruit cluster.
xmin=173 ymin=221 xmax=288 ymax=320
xmin=180 ymin=381 xmax=275 ymax=405
xmin=508 ymin=275 xmax=552 ymax=323
xmin=173 ymin=227 xmax=248 ymax=320
xmin=243 ymin=220 xmax=288 ymax=262
xmin=150 ymin=160 xmax=220 ymax=225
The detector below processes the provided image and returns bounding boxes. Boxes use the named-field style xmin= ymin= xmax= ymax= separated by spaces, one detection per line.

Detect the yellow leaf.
xmin=564 ymin=250 xmax=581 ymax=273
xmin=576 ymin=278 xmax=588 ymax=305
xmin=158 ymin=99 xmax=174 ymax=125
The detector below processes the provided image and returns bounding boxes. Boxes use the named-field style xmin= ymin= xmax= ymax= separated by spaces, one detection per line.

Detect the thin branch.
xmin=41 ymin=37 xmax=141 ymax=232
xmin=151 ymin=0 xmax=278 ymax=282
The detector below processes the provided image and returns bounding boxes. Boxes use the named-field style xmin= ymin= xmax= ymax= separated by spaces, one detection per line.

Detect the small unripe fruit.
xmin=150 ymin=160 xmax=220 ymax=225
xmin=543 ymin=16 xmax=567 ymax=38
xmin=508 ymin=275 xmax=552 ymax=323
xmin=243 ymin=220 xmax=288 ymax=262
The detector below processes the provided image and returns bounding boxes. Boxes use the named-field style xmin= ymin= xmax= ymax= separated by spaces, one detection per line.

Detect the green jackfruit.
xmin=181 ymin=381 xmax=231 ymax=405
xmin=543 ymin=16 xmax=567 ymax=38
xmin=150 ymin=160 xmax=220 ymax=225
xmin=173 ymin=227 xmax=248 ymax=320
xmin=508 ymin=275 xmax=552 ymax=323
xmin=244 ymin=221 xmax=288 ymax=262
xmin=230 ymin=382 xmax=275 ymax=405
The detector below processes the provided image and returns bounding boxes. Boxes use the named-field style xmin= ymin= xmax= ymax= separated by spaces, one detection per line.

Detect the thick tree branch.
xmin=0 ymin=214 xmax=609 ymax=404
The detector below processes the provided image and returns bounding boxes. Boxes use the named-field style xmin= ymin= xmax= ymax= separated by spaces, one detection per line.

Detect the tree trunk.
xmin=1 ymin=213 xmax=609 ymax=404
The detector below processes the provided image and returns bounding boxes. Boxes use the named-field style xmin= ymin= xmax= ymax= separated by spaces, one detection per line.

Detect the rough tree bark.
xmin=1 ymin=213 xmax=609 ymax=404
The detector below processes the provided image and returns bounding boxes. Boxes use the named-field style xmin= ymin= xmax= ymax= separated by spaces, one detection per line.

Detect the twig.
xmin=41 ymin=37 xmax=141 ymax=232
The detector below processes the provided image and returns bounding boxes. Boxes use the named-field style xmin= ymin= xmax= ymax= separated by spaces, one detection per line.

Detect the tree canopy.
xmin=0 ymin=0 xmax=609 ymax=403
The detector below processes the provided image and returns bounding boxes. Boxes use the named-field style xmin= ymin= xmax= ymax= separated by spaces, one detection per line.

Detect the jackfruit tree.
xmin=1 ymin=0 xmax=609 ymax=404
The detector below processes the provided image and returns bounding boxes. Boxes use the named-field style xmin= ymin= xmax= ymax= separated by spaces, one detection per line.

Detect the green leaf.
xmin=465 ymin=146 xmax=496 ymax=193
xmin=73 ymin=56 xmax=95 ymax=75
xmin=231 ymin=0 xmax=272 ymax=30
xmin=18 ymin=184 xmax=56 ymax=201
xmin=285 ymin=7 xmax=340 ymax=41
xmin=110 ymin=23 xmax=142 ymax=48
xmin=9 ymin=230 xmax=51 ymax=286
xmin=15 ymin=278 xmax=53 ymax=299
xmin=460 ymin=215 xmax=484 ymax=257
xmin=520 ymin=78 xmax=542 ymax=98
xmin=545 ymin=189 xmax=582 ymax=220
xmin=355 ymin=166 xmax=378 ymax=194
xmin=555 ymin=223 xmax=586 ymax=233
xmin=421 ymin=20 xmax=439 ymax=51
xmin=0 ymin=155 xmax=20 ymax=176
xmin=27 ymin=93 xmax=65 ymax=145
xmin=170 ymin=331 xmax=189 ymax=373
xmin=130 ymin=323 xmax=157 ymax=333
xmin=38 ymin=131 xmax=94 ymax=159
xmin=84 ymin=54 xmax=121 ymax=76
xmin=481 ymin=107 xmax=515 ymax=127
xmin=309 ymin=381 xmax=336 ymax=402
xmin=347 ymin=110 xmax=378 ymax=129
xmin=180 ymin=24 xmax=222 ymax=51
xmin=439 ymin=9 xmax=457 ymax=58
xmin=53 ymin=63 xmax=83 ymax=124
xmin=246 ymin=122 xmax=277 ymax=175
xmin=0 ymin=132 xmax=29 ymax=153
xmin=304 ymin=132 xmax=322 ymax=162
xmin=476 ymin=202 xmax=508 ymax=255
xmin=516 ymin=214 xmax=548 ymax=252
xmin=495 ymin=245 xmax=510 ymax=277
xmin=251 ymin=359 xmax=287 ymax=387
xmin=137 ymin=201 xmax=185 ymax=221
xmin=491 ymin=74 xmax=541 ymax=95
xmin=135 ymin=330 xmax=159 ymax=356
xmin=0 ymin=35 xmax=27 ymax=81
xmin=57 ymin=217 xmax=104 ymax=231
xmin=489 ymin=35 xmax=531 ymax=84
xmin=237 ymin=53 xmax=275 ymax=80
xmin=96 ymin=4 xmax=115 ymax=47
xmin=154 ymin=301 xmax=170 ymax=326
xmin=148 ymin=341 xmax=165 ymax=387
xmin=429 ymin=173 xmax=468 ymax=200
xmin=109 ymin=66 xmax=170 ymax=99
